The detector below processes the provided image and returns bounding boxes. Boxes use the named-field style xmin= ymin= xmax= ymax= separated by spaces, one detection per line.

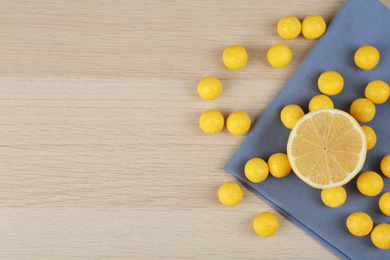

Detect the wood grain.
xmin=1 ymin=0 xmax=388 ymax=259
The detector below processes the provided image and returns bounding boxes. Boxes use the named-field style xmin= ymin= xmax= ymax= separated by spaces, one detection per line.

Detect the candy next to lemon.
xmin=371 ymin=223 xmax=390 ymax=250
xmin=267 ymin=44 xmax=292 ymax=68
xmin=223 ymin=45 xmax=248 ymax=70
xmin=226 ymin=111 xmax=251 ymax=135
xmin=199 ymin=109 xmax=224 ymax=134
xmin=280 ymin=104 xmax=304 ymax=129
xmin=354 ymin=45 xmax=380 ymax=70
xmin=301 ymin=15 xmax=326 ymax=39
xmin=381 ymin=154 xmax=390 ymax=178
xmin=350 ymin=98 xmax=376 ymax=123
xmin=245 ymin=158 xmax=269 ymax=183
xmin=253 ymin=212 xmax=279 ymax=237
xmin=308 ymin=95 xmax=334 ymax=112
xmin=277 ymin=16 xmax=301 ymax=40
xmin=268 ymin=153 xmax=291 ymax=178
xmin=321 ymin=186 xmax=347 ymax=208
xmin=379 ymin=192 xmax=390 ymax=216
xmin=356 ymin=171 xmax=383 ymax=197
xmin=197 ymin=76 xmax=223 ymax=101
xmin=346 ymin=212 xmax=373 ymax=237
xmin=218 ymin=182 xmax=243 ymax=207
xmin=365 ymin=80 xmax=390 ymax=104
xmin=361 ymin=126 xmax=376 ymax=150
xmin=318 ymin=71 xmax=344 ymax=96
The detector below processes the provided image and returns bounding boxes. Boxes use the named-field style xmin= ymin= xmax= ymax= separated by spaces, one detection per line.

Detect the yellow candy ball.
xmin=356 ymin=171 xmax=383 ymax=197
xmin=226 ymin=111 xmax=251 ymax=135
xmin=371 ymin=223 xmax=390 ymax=250
xmin=267 ymin=44 xmax=292 ymax=68
xmin=302 ymin=15 xmax=326 ymax=39
xmin=318 ymin=71 xmax=344 ymax=96
xmin=197 ymin=76 xmax=223 ymax=101
xmin=361 ymin=125 xmax=376 ymax=150
xmin=379 ymin=192 xmax=390 ymax=216
xmin=253 ymin=212 xmax=279 ymax=237
xmin=381 ymin=154 xmax=390 ymax=178
xmin=218 ymin=182 xmax=243 ymax=207
xmin=223 ymin=45 xmax=248 ymax=70
xmin=308 ymin=95 xmax=334 ymax=112
xmin=280 ymin=104 xmax=305 ymax=129
xmin=365 ymin=80 xmax=390 ymax=104
xmin=245 ymin=158 xmax=269 ymax=183
xmin=354 ymin=45 xmax=380 ymax=70
xmin=199 ymin=109 xmax=224 ymax=134
xmin=346 ymin=212 xmax=373 ymax=237
xmin=277 ymin=16 xmax=301 ymax=40
xmin=321 ymin=186 xmax=347 ymax=208
xmin=268 ymin=153 xmax=291 ymax=178
xmin=350 ymin=98 xmax=376 ymax=123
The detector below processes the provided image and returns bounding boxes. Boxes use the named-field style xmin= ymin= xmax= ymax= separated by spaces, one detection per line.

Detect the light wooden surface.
xmin=1 ymin=0 xmax=389 ymax=259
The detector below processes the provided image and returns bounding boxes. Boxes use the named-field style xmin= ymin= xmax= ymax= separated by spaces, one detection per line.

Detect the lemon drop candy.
xmin=346 ymin=212 xmax=373 ymax=237
xmin=361 ymin=126 xmax=376 ymax=150
xmin=350 ymin=98 xmax=376 ymax=123
xmin=268 ymin=153 xmax=291 ymax=178
xmin=280 ymin=104 xmax=304 ymax=129
xmin=199 ymin=109 xmax=224 ymax=134
xmin=302 ymin=15 xmax=326 ymax=39
xmin=371 ymin=223 xmax=390 ymax=250
xmin=379 ymin=192 xmax=390 ymax=216
xmin=197 ymin=76 xmax=222 ymax=101
xmin=365 ymin=80 xmax=390 ymax=104
xmin=267 ymin=44 xmax=292 ymax=68
xmin=356 ymin=171 xmax=383 ymax=197
xmin=318 ymin=71 xmax=344 ymax=96
xmin=308 ymin=95 xmax=334 ymax=112
xmin=245 ymin=158 xmax=269 ymax=183
xmin=253 ymin=212 xmax=279 ymax=237
xmin=223 ymin=45 xmax=248 ymax=70
xmin=354 ymin=45 xmax=380 ymax=70
xmin=321 ymin=187 xmax=347 ymax=208
xmin=381 ymin=154 xmax=390 ymax=178
xmin=218 ymin=182 xmax=243 ymax=207
xmin=226 ymin=111 xmax=251 ymax=135
xmin=277 ymin=16 xmax=301 ymax=40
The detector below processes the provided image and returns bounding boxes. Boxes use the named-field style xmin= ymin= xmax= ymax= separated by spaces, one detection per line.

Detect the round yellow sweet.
xmin=277 ymin=16 xmax=301 ymax=40
xmin=318 ymin=71 xmax=344 ymax=96
xmin=350 ymin=98 xmax=376 ymax=123
xmin=267 ymin=44 xmax=292 ymax=68
xmin=280 ymin=104 xmax=304 ymax=129
xmin=223 ymin=45 xmax=248 ymax=70
xmin=379 ymin=192 xmax=390 ymax=216
xmin=365 ymin=80 xmax=390 ymax=104
xmin=346 ymin=212 xmax=373 ymax=237
xmin=199 ymin=109 xmax=224 ymax=134
xmin=268 ymin=153 xmax=291 ymax=178
xmin=253 ymin=212 xmax=279 ymax=237
xmin=226 ymin=111 xmax=251 ymax=135
xmin=301 ymin=15 xmax=326 ymax=39
xmin=371 ymin=223 xmax=390 ymax=250
xmin=197 ymin=76 xmax=223 ymax=101
xmin=308 ymin=95 xmax=334 ymax=112
xmin=354 ymin=45 xmax=380 ymax=70
xmin=361 ymin=126 xmax=376 ymax=150
xmin=381 ymin=154 xmax=390 ymax=178
xmin=356 ymin=171 xmax=383 ymax=197
xmin=245 ymin=158 xmax=269 ymax=183
xmin=218 ymin=182 xmax=243 ymax=207
xmin=321 ymin=186 xmax=347 ymax=208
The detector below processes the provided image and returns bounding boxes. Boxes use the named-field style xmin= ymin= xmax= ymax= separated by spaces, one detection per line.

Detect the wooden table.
xmin=1 ymin=0 xmax=388 ymax=259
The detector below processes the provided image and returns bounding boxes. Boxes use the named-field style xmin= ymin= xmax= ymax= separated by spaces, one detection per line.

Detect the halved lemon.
xmin=287 ymin=109 xmax=367 ymax=189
